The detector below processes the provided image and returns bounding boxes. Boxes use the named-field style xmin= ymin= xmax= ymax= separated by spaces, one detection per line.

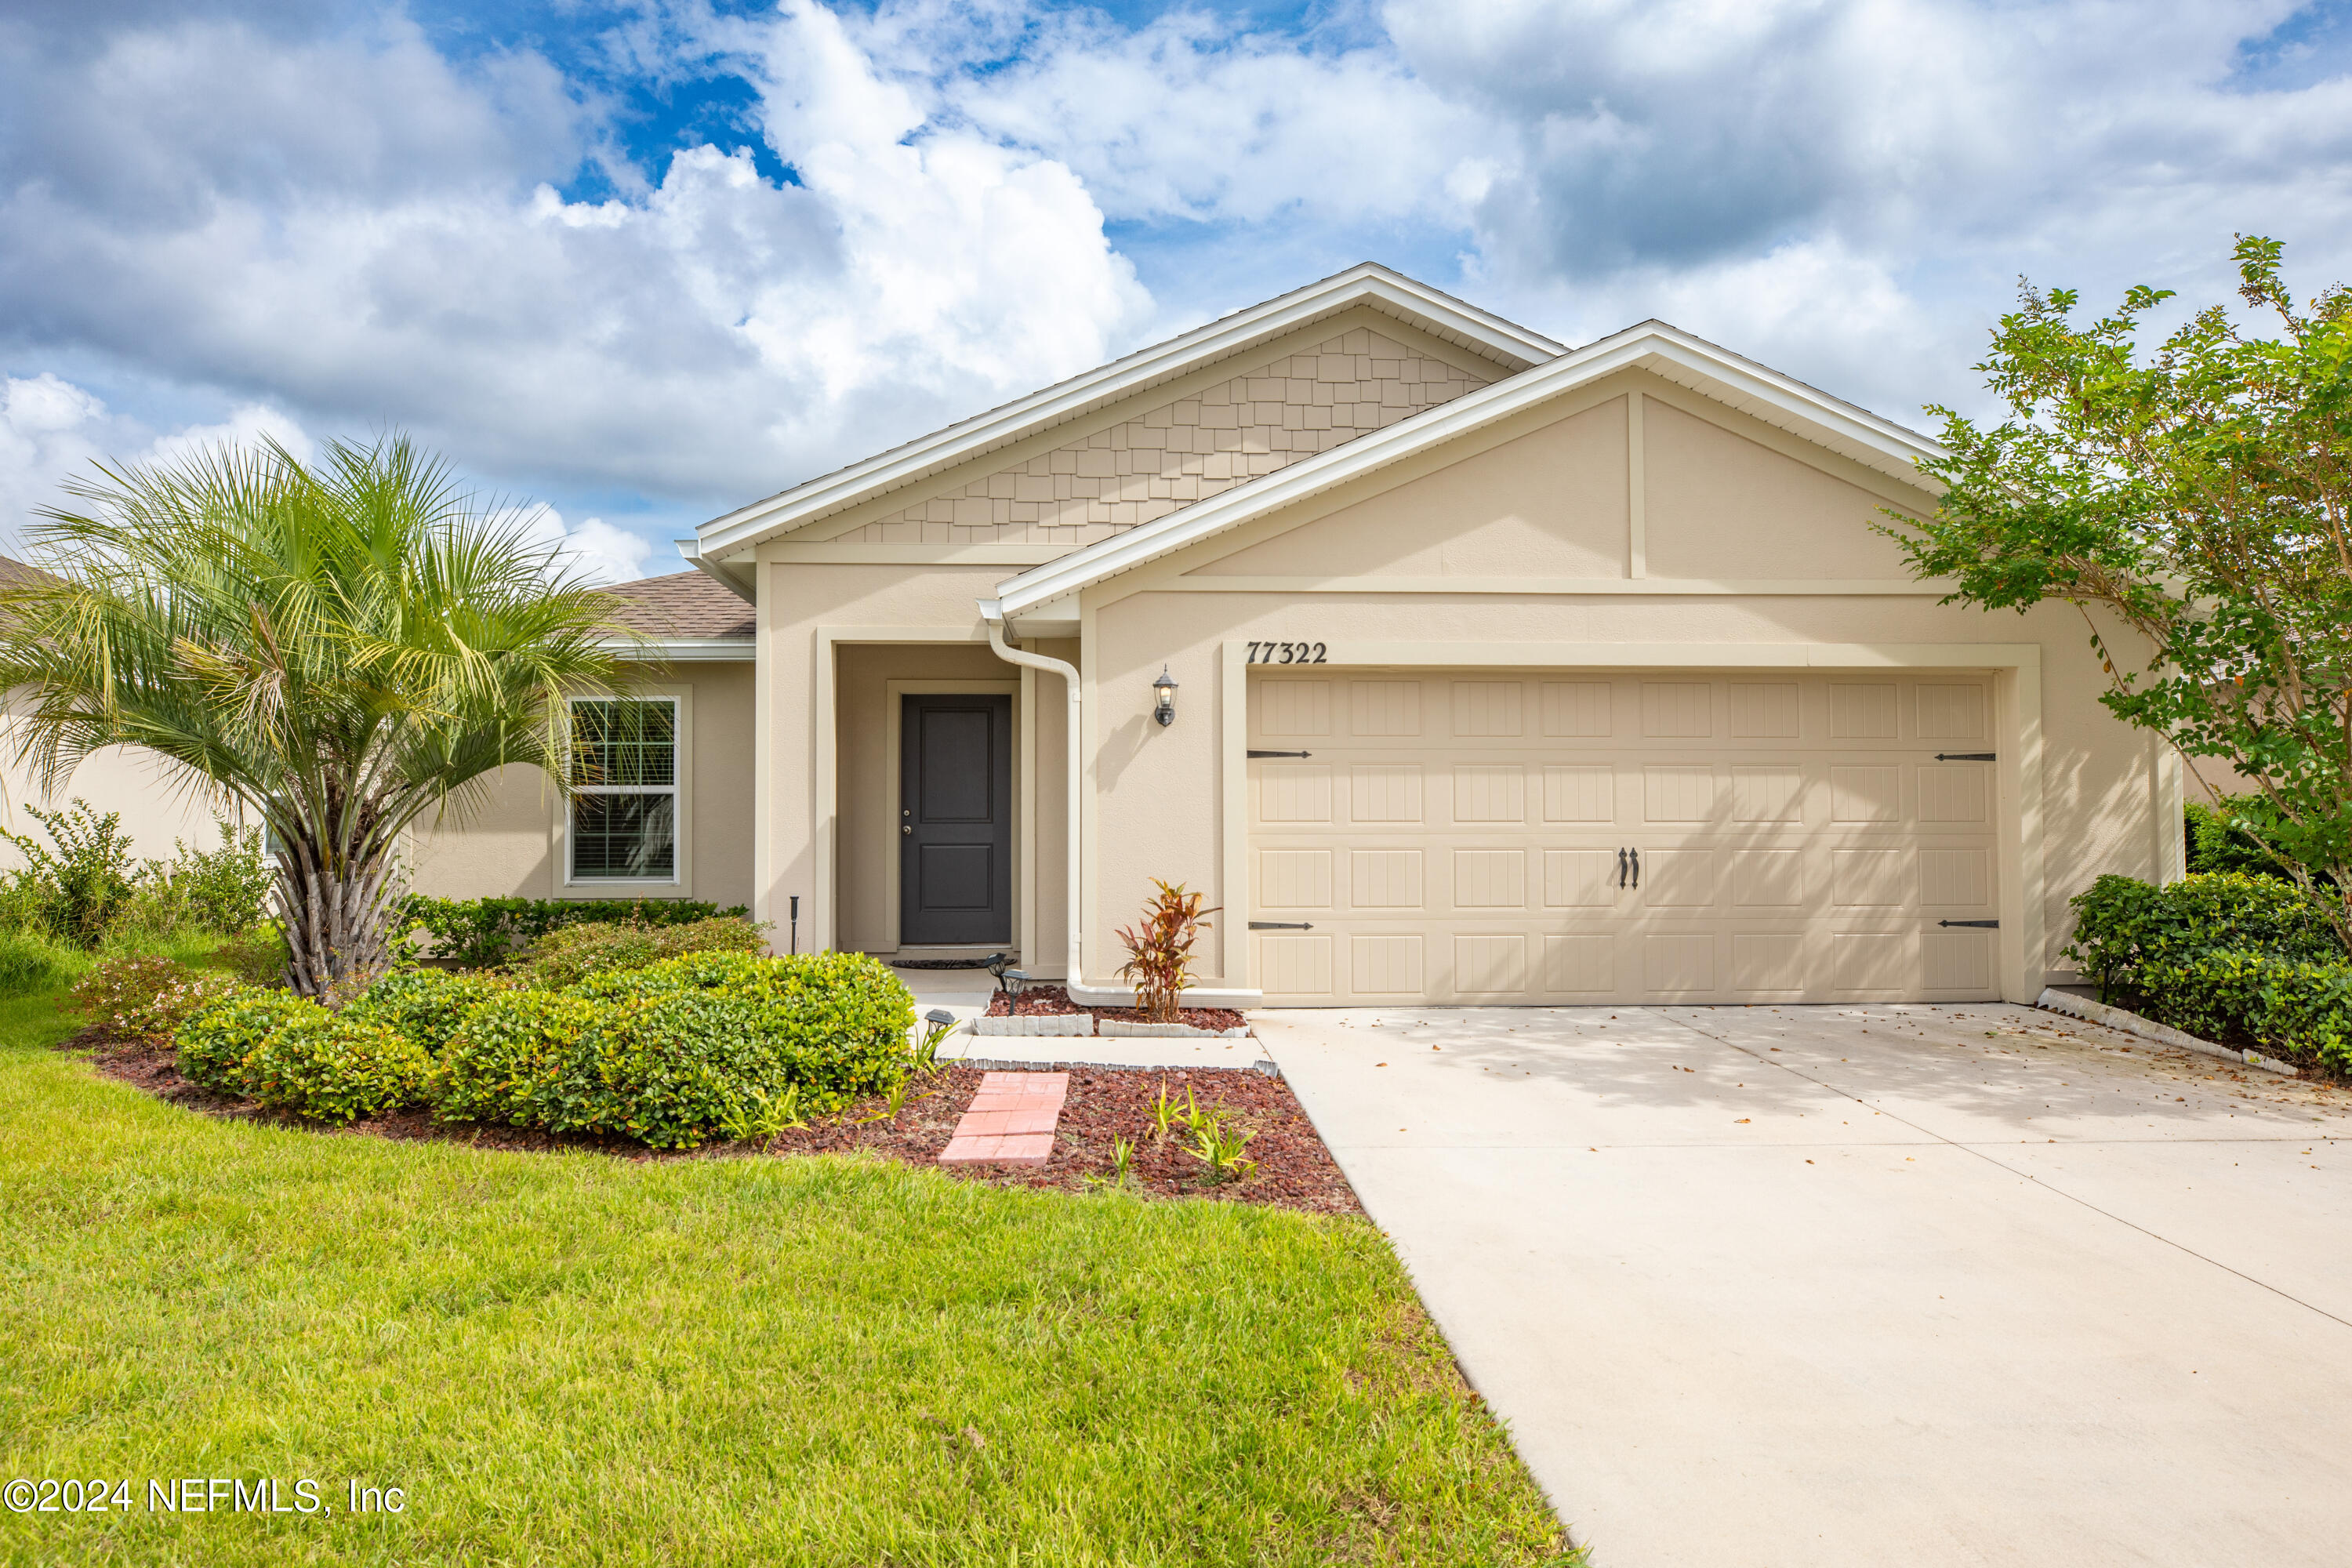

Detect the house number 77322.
xmin=1246 ymin=641 xmax=1328 ymax=665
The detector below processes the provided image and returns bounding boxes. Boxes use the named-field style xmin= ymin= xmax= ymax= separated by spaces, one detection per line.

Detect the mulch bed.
xmin=984 ymin=983 xmax=1247 ymax=1034
xmin=66 ymin=1028 xmax=1359 ymax=1215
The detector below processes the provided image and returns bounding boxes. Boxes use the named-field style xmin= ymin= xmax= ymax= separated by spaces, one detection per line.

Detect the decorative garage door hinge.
xmin=1934 ymin=752 xmax=1996 ymax=761
xmin=1247 ymin=749 xmax=1313 ymax=759
xmin=1249 ymin=921 xmax=1316 ymax=931
xmin=1937 ymin=920 xmax=2000 ymax=928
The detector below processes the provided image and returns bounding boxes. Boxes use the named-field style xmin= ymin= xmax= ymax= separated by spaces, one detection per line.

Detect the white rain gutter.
xmin=981 ymin=602 xmax=1082 ymax=987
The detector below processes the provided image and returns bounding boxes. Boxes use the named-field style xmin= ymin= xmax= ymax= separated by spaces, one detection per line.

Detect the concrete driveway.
xmin=1254 ymin=1003 xmax=2352 ymax=1566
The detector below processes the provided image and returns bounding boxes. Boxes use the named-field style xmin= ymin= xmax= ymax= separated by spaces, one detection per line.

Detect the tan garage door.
xmin=1246 ymin=670 xmax=2002 ymax=1006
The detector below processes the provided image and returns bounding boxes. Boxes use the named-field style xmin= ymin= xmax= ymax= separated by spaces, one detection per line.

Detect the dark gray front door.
xmin=900 ymin=694 xmax=1012 ymax=946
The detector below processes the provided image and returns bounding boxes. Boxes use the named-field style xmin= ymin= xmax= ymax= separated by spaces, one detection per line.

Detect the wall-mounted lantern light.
xmin=1152 ymin=666 xmax=1179 ymax=727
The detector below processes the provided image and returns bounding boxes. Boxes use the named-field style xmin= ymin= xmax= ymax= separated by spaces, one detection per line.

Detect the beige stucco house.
xmin=423 ymin=263 xmax=2181 ymax=1007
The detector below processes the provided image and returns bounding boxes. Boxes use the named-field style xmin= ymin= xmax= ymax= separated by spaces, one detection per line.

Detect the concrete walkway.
xmin=1255 ymin=1002 xmax=2352 ymax=1566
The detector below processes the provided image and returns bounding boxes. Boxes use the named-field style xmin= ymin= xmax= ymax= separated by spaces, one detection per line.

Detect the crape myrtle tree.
xmin=1883 ymin=236 xmax=2352 ymax=950
xmin=0 ymin=437 xmax=642 ymax=996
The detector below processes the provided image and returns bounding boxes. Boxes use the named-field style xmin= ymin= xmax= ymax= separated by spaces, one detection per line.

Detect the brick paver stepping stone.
xmin=939 ymin=1071 xmax=1066 ymax=1167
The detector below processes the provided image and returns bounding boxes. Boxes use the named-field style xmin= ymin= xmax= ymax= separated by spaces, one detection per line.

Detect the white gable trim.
xmin=692 ymin=264 xmax=1563 ymax=560
xmin=985 ymin=321 xmax=1945 ymax=619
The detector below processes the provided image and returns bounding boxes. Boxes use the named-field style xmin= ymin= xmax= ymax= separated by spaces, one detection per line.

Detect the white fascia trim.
xmin=610 ymin=638 xmax=756 ymax=662
xmin=692 ymin=266 xmax=1563 ymax=560
xmin=989 ymin=325 xmax=1949 ymax=619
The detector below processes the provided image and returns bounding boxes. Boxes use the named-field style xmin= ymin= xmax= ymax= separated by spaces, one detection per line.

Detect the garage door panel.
xmin=1256 ymin=848 xmax=1332 ymax=909
xmin=1454 ymin=933 xmax=1529 ymax=993
xmin=1643 ymin=764 xmax=1716 ymax=822
xmin=1544 ymin=848 xmax=1619 ymax=907
xmin=1453 ymin=764 xmax=1528 ymax=823
xmin=1641 ymin=848 xmax=1716 ymax=909
xmin=1451 ymin=848 xmax=1527 ymax=909
xmin=1731 ymin=932 xmax=1806 ymax=990
xmin=1642 ymin=933 xmax=1717 ymax=993
xmin=1730 ymin=849 xmax=1804 ymax=909
xmin=1258 ymin=764 xmax=1332 ymax=822
xmin=1732 ymin=764 xmax=1805 ymax=822
xmin=1542 ymin=681 xmax=1612 ymax=736
xmin=1247 ymin=670 xmax=2001 ymax=1005
xmin=1350 ymin=680 xmax=1421 ymax=737
xmin=1351 ymin=934 xmax=1425 ymax=994
xmin=1350 ymin=764 xmax=1424 ymax=822
xmin=1544 ymin=933 xmax=1616 ymax=993
xmin=1543 ymin=764 xmax=1614 ymax=822
xmin=1349 ymin=849 xmax=1425 ymax=909
xmin=1830 ymin=764 xmax=1902 ymax=822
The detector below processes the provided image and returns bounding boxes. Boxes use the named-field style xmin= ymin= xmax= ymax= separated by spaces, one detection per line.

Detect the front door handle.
xmin=902 ymin=825 xmax=912 ymax=835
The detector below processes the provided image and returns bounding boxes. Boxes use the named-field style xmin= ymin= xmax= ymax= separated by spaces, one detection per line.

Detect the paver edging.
xmin=2036 ymin=986 xmax=2301 ymax=1077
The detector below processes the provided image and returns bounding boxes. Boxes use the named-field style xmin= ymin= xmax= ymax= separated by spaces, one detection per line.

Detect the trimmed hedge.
xmin=176 ymin=989 xmax=318 ymax=1094
xmin=345 ymin=967 xmax=510 ymax=1054
xmin=403 ymin=895 xmax=750 ymax=968
xmin=512 ymin=916 xmax=768 ymax=989
xmin=168 ymin=945 xmax=917 ymax=1148
xmin=430 ymin=990 xmax=603 ymax=1129
xmin=2066 ymin=873 xmax=2352 ymax=1072
xmin=243 ymin=1012 xmax=432 ymax=1123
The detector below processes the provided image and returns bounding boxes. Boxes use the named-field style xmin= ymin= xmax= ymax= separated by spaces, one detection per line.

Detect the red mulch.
xmin=66 ymin=1026 xmax=1358 ymax=1216
xmin=983 ymin=983 xmax=1247 ymax=1034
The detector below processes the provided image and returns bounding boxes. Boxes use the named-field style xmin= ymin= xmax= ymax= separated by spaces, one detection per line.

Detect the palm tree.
xmin=0 ymin=435 xmax=643 ymax=996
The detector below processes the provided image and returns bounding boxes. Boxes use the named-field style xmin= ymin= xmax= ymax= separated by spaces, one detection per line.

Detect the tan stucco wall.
xmin=1642 ymin=397 xmax=1922 ymax=579
xmin=0 ymin=720 xmax=257 ymax=869
xmin=407 ymin=661 xmax=757 ymax=911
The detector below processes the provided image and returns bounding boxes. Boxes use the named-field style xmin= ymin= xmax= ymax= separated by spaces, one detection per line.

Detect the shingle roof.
xmin=0 ymin=556 xmax=57 ymax=591
xmin=602 ymin=571 xmax=754 ymax=639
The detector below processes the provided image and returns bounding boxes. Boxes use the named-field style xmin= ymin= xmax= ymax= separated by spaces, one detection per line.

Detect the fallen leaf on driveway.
xmin=1734 ymin=1118 xmax=1750 ymax=1123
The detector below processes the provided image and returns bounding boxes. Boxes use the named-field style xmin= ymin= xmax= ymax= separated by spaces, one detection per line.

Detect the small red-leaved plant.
xmin=1113 ymin=880 xmax=1218 ymax=1023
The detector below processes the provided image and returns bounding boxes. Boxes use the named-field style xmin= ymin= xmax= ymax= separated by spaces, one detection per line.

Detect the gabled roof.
xmin=688 ymin=263 xmax=1564 ymax=566
xmin=982 ymin=319 xmax=1944 ymax=619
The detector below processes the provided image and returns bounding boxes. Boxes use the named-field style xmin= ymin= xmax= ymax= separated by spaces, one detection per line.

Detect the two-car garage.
xmin=1244 ymin=668 xmax=2005 ymax=1006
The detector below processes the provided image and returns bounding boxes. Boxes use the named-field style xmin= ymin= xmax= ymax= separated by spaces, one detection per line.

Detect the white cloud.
xmin=514 ymin=507 xmax=657 ymax=586
xmin=5 ymin=0 xmax=2352 ymax=535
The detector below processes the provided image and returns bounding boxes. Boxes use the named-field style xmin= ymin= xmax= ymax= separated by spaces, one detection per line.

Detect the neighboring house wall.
xmin=0 ymin=719 xmax=252 ymax=869
xmin=405 ymin=661 xmax=757 ymax=910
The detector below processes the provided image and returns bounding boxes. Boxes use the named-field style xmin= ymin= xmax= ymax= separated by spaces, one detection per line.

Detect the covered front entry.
xmin=1245 ymin=669 xmax=2002 ymax=1005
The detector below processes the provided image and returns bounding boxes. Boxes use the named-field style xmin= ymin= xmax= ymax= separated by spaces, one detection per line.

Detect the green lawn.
xmin=0 ymin=984 xmax=1578 ymax=1566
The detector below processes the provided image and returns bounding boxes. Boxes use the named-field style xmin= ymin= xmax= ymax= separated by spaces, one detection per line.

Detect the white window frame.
xmin=558 ymin=691 xmax=688 ymax=891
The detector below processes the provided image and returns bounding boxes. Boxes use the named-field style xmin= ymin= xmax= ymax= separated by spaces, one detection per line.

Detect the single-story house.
xmin=417 ymin=263 xmax=2180 ymax=1007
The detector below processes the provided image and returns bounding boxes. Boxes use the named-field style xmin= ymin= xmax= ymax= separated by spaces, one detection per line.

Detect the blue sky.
xmin=5 ymin=0 xmax=2351 ymax=579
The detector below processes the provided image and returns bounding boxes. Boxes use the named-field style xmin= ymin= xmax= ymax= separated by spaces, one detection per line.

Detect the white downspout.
xmin=982 ymin=604 xmax=1081 ymax=988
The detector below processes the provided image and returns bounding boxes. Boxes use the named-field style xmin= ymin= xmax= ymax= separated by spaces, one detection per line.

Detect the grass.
xmin=0 ymin=972 xmax=1579 ymax=1566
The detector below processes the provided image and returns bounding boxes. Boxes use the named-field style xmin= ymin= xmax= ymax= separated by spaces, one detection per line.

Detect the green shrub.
xmin=130 ymin=821 xmax=276 ymax=935
xmin=214 ymin=928 xmax=289 ymax=987
xmin=0 ymin=931 xmax=79 ymax=999
xmin=174 ymin=989 xmax=321 ymax=1094
xmin=70 ymin=953 xmax=239 ymax=1042
xmin=345 ymin=967 xmax=510 ymax=1054
xmin=2064 ymin=872 xmax=2339 ymax=998
xmin=430 ymin=990 xmax=603 ymax=1128
xmin=430 ymin=951 xmax=916 ymax=1149
xmin=242 ymin=1011 xmax=431 ymax=1123
xmin=514 ymin=916 xmax=768 ymax=989
xmin=402 ymin=895 xmax=751 ymax=968
xmin=0 ymin=799 xmax=139 ymax=946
